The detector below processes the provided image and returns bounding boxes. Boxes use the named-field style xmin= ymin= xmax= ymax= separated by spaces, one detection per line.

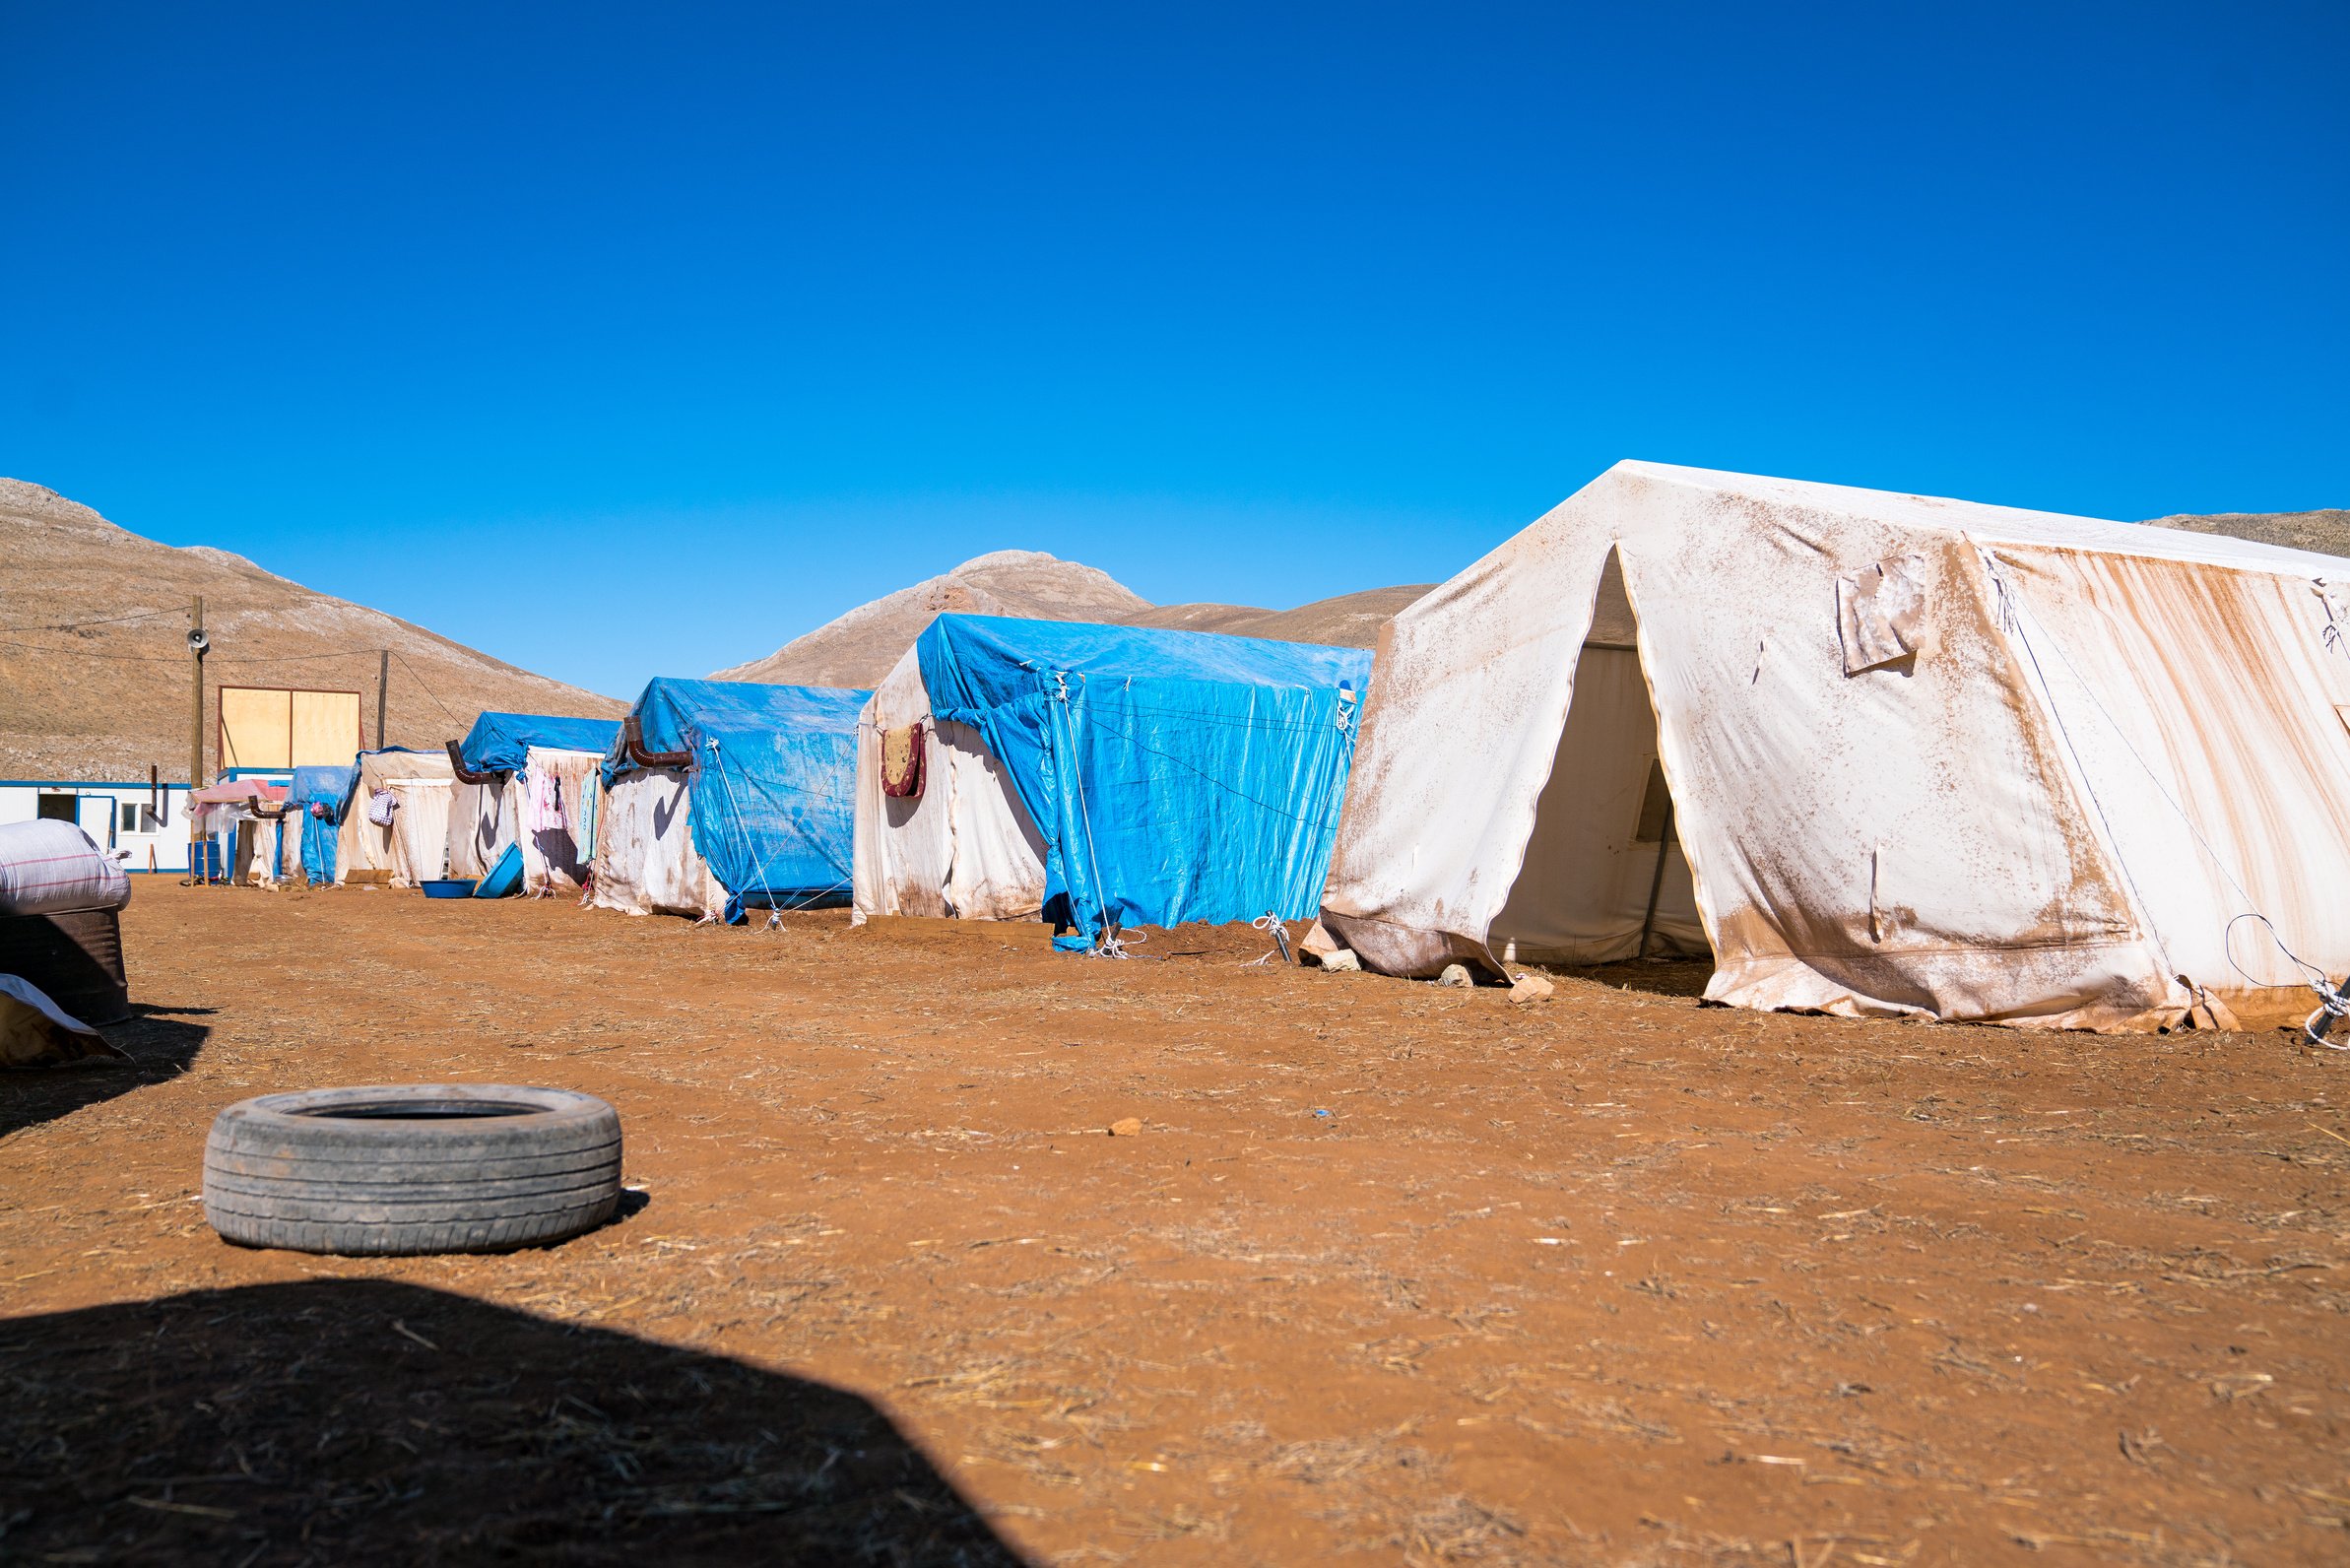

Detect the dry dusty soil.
xmin=5 ymin=882 xmax=2350 ymax=1565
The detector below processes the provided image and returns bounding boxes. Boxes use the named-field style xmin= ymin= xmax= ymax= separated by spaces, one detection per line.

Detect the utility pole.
xmin=377 ymin=648 xmax=390 ymax=750
xmin=188 ymin=596 xmax=208 ymax=882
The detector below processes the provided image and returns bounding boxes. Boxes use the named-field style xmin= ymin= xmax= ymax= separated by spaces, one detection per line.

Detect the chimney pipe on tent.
xmin=444 ymin=742 xmax=497 ymax=786
xmin=621 ymin=714 xmax=693 ymax=770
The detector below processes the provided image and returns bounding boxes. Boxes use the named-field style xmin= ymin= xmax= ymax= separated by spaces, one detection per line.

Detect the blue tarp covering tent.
xmin=603 ymin=678 xmax=870 ymax=917
xmin=457 ymin=712 xmax=623 ymax=774
xmin=286 ymin=764 xmax=358 ymax=884
xmin=911 ymin=615 xmax=1372 ymax=944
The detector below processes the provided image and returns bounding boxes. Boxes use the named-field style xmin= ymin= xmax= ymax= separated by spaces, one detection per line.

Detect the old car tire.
xmin=203 ymin=1084 xmax=622 ymax=1255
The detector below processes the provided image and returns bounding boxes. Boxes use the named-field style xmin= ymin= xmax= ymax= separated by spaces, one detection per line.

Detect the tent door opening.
xmin=1487 ymin=550 xmax=1710 ymax=969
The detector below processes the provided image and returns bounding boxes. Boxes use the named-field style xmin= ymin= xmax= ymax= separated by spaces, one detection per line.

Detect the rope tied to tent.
xmin=1052 ymin=669 xmax=1126 ymax=956
xmin=1249 ymin=911 xmax=1294 ymax=966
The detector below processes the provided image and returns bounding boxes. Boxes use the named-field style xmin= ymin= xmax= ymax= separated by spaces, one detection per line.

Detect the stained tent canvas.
xmin=589 ymin=679 xmax=867 ymax=920
xmin=1320 ymin=460 xmax=2350 ymax=1031
xmin=854 ymin=614 xmax=1371 ymax=944
xmin=339 ymin=747 xmax=457 ymax=886
xmin=445 ymin=712 xmax=621 ymax=896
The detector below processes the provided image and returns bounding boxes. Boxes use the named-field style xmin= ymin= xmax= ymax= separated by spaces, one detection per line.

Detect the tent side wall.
xmin=446 ymin=776 xmax=521 ymax=882
xmin=1324 ymin=462 xmax=2181 ymax=1027
xmin=340 ymin=750 xmax=457 ymax=885
xmin=1318 ymin=507 xmax=1620 ymax=977
xmin=853 ymin=645 xmax=1050 ymax=923
xmin=587 ymin=767 xmax=725 ymax=919
xmin=1987 ymin=544 xmax=2350 ymax=1025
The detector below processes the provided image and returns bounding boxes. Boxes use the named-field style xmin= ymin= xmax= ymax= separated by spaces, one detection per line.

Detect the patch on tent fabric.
xmin=1836 ymin=555 xmax=1927 ymax=676
xmin=881 ymin=722 xmax=926 ymax=799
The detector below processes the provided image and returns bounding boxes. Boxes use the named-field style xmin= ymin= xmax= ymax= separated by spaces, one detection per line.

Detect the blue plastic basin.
xmin=421 ymin=879 xmax=477 ymax=899
xmin=473 ymin=842 xmax=524 ymax=898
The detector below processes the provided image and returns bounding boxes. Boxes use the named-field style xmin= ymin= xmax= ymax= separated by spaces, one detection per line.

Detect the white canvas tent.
xmin=1320 ymin=460 xmax=2350 ymax=1032
xmin=855 ymin=646 xmax=1052 ymax=921
xmin=338 ymin=749 xmax=457 ymax=886
xmin=442 ymin=714 xmax=621 ymax=894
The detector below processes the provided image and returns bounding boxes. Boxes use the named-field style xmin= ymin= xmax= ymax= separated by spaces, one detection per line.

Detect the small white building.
xmin=0 ymin=778 xmax=198 ymax=873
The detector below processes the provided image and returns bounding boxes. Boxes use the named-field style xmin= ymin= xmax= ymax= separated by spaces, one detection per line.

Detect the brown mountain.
xmin=0 ymin=480 xmax=624 ymax=783
xmin=715 ymin=551 xmax=1429 ymax=690
xmin=1124 ymin=586 xmax=1434 ymax=648
xmin=711 ymin=550 xmax=1154 ymax=688
xmin=2143 ymin=508 xmax=2350 ymax=557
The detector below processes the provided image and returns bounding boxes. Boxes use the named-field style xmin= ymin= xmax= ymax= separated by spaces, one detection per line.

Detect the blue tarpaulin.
xmin=286 ymin=764 xmax=357 ymax=884
xmin=914 ymin=614 xmax=1373 ymax=942
xmin=605 ymin=678 xmax=870 ymax=915
xmin=458 ymin=712 xmax=623 ymax=773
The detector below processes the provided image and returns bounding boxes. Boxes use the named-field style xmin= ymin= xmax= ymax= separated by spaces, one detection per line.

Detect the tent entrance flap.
xmin=1488 ymin=555 xmax=1707 ymax=967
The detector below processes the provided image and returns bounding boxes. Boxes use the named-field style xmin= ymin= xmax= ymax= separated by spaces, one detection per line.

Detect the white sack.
xmin=0 ymin=820 xmax=131 ymax=916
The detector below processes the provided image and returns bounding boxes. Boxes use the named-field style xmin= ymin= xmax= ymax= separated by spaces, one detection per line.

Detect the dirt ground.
xmin=4 ymin=882 xmax=2349 ymax=1566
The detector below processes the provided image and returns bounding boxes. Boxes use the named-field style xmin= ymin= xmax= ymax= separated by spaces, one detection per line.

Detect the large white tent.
xmin=1319 ymin=461 xmax=2350 ymax=1031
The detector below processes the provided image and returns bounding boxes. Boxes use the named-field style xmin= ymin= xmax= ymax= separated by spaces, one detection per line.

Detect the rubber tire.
xmin=203 ymin=1084 xmax=622 ymax=1256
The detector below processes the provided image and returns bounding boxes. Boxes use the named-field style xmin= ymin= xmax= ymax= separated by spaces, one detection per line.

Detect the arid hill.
xmin=715 ymin=551 xmax=1431 ymax=689
xmin=0 ymin=480 xmax=623 ymax=783
xmin=710 ymin=550 xmax=1154 ymax=688
xmin=2144 ymin=507 xmax=2350 ymax=557
xmin=1124 ymin=585 xmax=1433 ymax=649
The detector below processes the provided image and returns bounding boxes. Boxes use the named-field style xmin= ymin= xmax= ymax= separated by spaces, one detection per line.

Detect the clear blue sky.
xmin=4 ymin=2 xmax=2344 ymax=698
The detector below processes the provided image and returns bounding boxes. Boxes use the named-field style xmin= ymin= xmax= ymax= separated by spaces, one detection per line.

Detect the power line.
xmin=0 ymin=637 xmax=395 ymax=667
xmin=390 ymin=648 xmax=463 ymax=729
xmin=0 ymin=637 xmax=188 ymax=663
xmin=213 ymin=648 xmax=388 ymax=667
xmin=0 ymin=606 xmax=184 ymax=633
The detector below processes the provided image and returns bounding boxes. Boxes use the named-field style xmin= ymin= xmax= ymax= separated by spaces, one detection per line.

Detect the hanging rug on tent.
xmin=881 ymin=722 xmax=926 ymax=798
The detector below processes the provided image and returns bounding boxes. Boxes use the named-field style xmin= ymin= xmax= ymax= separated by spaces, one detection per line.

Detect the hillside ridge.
xmin=0 ymin=480 xmax=624 ymax=782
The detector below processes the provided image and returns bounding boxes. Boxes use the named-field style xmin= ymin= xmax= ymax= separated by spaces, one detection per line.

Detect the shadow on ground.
xmin=1558 ymin=957 xmax=1715 ymax=1001
xmin=0 ymin=1004 xmax=213 ymax=1140
xmin=0 ymin=1279 xmax=1023 ymax=1566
